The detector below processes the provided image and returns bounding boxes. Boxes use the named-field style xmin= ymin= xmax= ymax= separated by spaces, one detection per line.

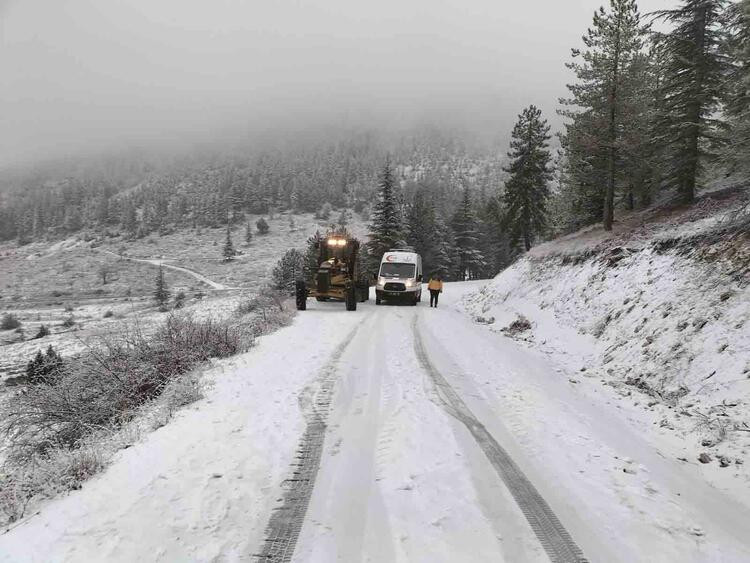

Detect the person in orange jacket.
xmin=427 ymin=275 xmax=443 ymax=308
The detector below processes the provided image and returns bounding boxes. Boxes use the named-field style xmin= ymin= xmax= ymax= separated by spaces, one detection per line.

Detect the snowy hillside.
xmin=464 ymin=186 xmax=750 ymax=483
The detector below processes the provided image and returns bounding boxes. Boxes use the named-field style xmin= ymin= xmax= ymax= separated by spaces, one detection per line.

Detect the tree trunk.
xmin=603 ymin=11 xmax=623 ymax=232
xmin=683 ymin=6 xmax=708 ymax=204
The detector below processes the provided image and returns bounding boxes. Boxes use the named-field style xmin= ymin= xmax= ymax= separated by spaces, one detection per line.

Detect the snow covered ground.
xmin=1 ymin=189 xmax=747 ymax=562
xmin=3 ymin=279 xmax=749 ymax=561
xmin=463 ymin=198 xmax=750 ymax=497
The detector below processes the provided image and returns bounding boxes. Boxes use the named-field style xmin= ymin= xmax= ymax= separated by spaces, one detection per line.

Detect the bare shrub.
xmin=1 ymin=314 xmax=248 ymax=465
xmin=237 ymin=286 xmax=286 ymax=315
xmin=502 ymin=315 xmax=532 ymax=335
xmin=0 ymin=304 xmax=287 ymax=525
xmin=0 ymin=445 xmax=105 ymax=524
xmin=173 ymin=291 xmax=186 ymax=309
xmin=149 ymin=371 xmax=204 ymax=430
xmin=694 ymin=410 xmax=732 ymax=445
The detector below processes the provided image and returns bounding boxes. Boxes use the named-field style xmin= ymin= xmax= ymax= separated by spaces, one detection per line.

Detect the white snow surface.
xmin=2 ymin=280 xmax=750 ymax=561
xmin=463 ymin=248 xmax=749 ymax=493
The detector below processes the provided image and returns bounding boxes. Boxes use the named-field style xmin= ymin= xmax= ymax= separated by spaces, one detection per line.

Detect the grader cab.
xmin=295 ymin=235 xmax=370 ymax=311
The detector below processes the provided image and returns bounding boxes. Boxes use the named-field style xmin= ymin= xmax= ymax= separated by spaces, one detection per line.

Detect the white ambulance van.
xmin=375 ymin=249 xmax=423 ymax=305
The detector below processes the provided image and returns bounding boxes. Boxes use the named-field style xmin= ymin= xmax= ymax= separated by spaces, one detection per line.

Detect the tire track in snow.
xmin=256 ymin=318 xmax=367 ymax=562
xmin=413 ymin=315 xmax=588 ymax=563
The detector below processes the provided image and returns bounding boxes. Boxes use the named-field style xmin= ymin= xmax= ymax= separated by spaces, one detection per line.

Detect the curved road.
xmin=98 ymin=249 xmax=236 ymax=290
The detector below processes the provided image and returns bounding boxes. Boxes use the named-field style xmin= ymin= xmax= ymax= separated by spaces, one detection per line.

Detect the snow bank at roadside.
xmin=0 ymin=309 xmax=362 ymax=562
xmin=463 ymin=195 xmax=750 ymax=482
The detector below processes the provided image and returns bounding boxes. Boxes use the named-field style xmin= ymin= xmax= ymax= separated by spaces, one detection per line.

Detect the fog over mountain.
xmin=1 ymin=0 xmax=674 ymax=167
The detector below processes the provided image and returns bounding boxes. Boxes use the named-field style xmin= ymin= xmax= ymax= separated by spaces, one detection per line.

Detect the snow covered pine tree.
xmin=503 ymin=105 xmax=553 ymax=251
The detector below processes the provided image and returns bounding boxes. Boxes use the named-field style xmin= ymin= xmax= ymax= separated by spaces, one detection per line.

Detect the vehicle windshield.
xmin=380 ymin=263 xmax=416 ymax=279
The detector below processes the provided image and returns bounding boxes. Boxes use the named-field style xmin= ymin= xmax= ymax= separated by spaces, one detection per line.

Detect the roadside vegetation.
xmin=0 ymin=289 xmax=294 ymax=525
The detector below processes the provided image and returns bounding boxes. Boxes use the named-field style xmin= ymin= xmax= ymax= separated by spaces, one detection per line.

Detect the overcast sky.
xmin=0 ymin=0 xmax=676 ymax=167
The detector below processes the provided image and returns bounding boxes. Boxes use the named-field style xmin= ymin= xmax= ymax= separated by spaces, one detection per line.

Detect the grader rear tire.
xmin=345 ymin=286 xmax=357 ymax=311
xmin=295 ymin=280 xmax=307 ymax=311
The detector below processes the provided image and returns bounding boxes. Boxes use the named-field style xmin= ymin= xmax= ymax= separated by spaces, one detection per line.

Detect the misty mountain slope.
xmin=463 ymin=186 xmax=750 ymax=489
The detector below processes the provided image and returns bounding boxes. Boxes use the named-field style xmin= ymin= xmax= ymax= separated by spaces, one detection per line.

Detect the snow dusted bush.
xmin=149 ymin=371 xmax=204 ymax=430
xmin=33 ymin=324 xmax=50 ymax=339
xmin=0 ymin=445 xmax=105 ymax=524
xmin=501 ymin=315 xmax=532 ymax=335
xmin=1 ymin=313 xmax=21 ymax=330
xmin=1 ymin=315 xmax=248 ymax=464
xmin=256 ymin=217 xmax=269 ymax=235
xmin=0 ymin=313 xmax=252 ymax=524
xmin=235 ymin=286 xmax=294 ymax=336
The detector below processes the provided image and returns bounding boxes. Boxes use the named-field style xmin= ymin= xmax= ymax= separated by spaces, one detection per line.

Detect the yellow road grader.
xmin=295 ymin=235 xmax=370 ymax=311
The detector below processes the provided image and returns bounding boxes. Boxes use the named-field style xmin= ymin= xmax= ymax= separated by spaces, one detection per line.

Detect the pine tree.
xmin=478 ymin=194 xmax=512 ymax=277
xmin=272 ymin=248 xmax=306 ymax=292
xmin=154 ymin=265 xmax=170 ymax=311
xmin=303 ymin=231 xmax=324 ymax=281
xmin=406 ymin=186 xmax=439 ymax=274
xmin=431 ymin=215 xmax=456 ymax=281
xmin=316 ymin=202 xmax=333 ymax=221
xmin=560 ymin=0 xmax=647 ymax=230
xmin=63 ymin=206 xmax=83 ymax=233
xmin=16 ymin=214 xmax=30 ymax=245
xmin=223 ymin=223 xmax=235 ymax=261
xmin=26 ymin=345 xmax=64 ymax=384
xmin=654 ymin=0 xmax=731 ymax=202
xmin=367 ymin=159 xmax=404 ymax=266
xmin=337 ymin=208 xmax=350 ymax=229
xmin=452 ymin=187 xmax=485 ymax=280
xmin=723 ymin=0 xmax=750 ymax=174
xmin=32 ymin=206 xmax=44 ymax=240
xmin=625 ymin=42 xmax=670 ymax=209
xmin=95 ymin=196 xmax=110 ymax=227
xmin=121 ymin=198 xmax=138 ymax=235
xmin=245 ymin=220 xmax=253 ymax=244
xmin=503 ymin=105 xmax=554 ymax=251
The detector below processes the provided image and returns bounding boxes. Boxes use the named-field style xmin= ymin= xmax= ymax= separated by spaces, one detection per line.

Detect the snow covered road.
xmin=3 ymin=282 xmax=750 ymax=562
xmin=288 ymin=301 xmax=549 ymax=563
xmin=286 ymin=284 xmax=750 ymax=562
